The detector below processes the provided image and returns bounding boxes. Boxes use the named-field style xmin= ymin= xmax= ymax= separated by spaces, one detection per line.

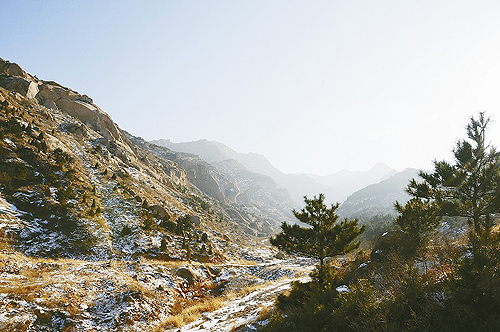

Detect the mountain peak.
xmin=370 ymin=162 xmax=392 ymax=172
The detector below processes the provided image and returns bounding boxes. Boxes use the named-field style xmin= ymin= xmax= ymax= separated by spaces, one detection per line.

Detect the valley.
xmin=0 ymin=56 xmax=429 ymax=331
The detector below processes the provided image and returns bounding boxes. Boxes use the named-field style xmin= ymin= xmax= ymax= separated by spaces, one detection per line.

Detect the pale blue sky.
xmin=2 ymin=1 xmax=500 ymax=174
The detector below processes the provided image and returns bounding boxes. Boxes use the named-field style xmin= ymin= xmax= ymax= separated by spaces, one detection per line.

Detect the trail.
xmin=179 ymin=258 xmax=314 ymax=332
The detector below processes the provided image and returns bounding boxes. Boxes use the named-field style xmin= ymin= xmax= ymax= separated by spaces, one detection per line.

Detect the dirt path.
xmin=180 ymin=259 xmax=314 ymax=331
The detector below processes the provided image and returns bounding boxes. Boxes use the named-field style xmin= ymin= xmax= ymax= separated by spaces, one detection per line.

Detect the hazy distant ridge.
xmin=151 ymin=139 xmax=398 ymax=205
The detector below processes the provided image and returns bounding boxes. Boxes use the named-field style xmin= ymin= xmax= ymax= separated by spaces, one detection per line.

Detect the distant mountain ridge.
xmin=151 ymin=139 xmax=397 ymax=205
xmin=337 ymin=168 xmax=420 ymax=219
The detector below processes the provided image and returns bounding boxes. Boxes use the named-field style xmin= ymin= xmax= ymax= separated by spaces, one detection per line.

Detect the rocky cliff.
xmin=0 ymin=56 xmax=290 ymax=261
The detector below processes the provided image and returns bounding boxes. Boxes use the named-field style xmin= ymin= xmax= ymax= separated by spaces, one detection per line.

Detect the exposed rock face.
xmin=36 ymin=82 xmax=127 ymax=146
xmin=177 ymin=160 xmax=228 ymax=203
xmin=0 ymin=57 xmax=31 ymax=79
xmin=0 ymin=57 xmax=136 ymax=164
xmin=0 ymin=76 xmax=39 ymax=99
xmin=0 ymin=57 xmax=38 ymax=99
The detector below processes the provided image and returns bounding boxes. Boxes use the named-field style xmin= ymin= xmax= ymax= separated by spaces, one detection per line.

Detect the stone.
xmin=0 ymin=76 xmax=38 ymax=99
xmin=150 ymin=205 xmax=170 ymax=219
xmin=79 ymin=94 xmax=93 ymax=104
xmin=175 ymin=266 xmax=199 ymax=284
xmin=26 ymin=81 xmax=39 ymax=99
xmin=55 ymin=99 xmax=98 ymax=123
xmin=37 ymin=83 xmax=60 ymax=103
xmin=44 ymin=133 xmax=73 ymax=154
xmin=0 ymin=58 xmax=30 ymax=78
xmin=190 ymin=215 xmax=201 ymax=226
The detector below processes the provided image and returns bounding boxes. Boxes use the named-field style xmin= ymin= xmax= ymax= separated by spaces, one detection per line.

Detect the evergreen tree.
xmin=394 ymin=198 xmax=441 ymax=257
xmin=271 ymin=194 xmax=365 ymax=271
xmin=407 ymin=112 xmax=500 ymax=248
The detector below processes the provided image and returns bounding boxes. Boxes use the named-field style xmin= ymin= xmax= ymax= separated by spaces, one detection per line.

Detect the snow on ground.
xmin=179 ymin=258 xmax=315 ymax=332
xmin=1 ymin=194 xmax=316 ymax=331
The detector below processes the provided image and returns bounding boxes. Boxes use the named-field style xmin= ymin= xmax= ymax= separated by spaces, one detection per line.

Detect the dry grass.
xmin=157 ymin=279 xmax=271 ymax=330
xmin=159 ymin=296 xmax=225 ymax=328
xmin=257 ymin=305 xmax=273 ymax=321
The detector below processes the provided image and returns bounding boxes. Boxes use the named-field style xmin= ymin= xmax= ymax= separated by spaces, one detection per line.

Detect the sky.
xmin=2 ymin=1 xmax=500 ymax=175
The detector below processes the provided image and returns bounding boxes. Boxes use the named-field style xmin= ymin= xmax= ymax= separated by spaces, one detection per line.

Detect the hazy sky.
xmin=2 ymin=1 xmax=500 ymax=175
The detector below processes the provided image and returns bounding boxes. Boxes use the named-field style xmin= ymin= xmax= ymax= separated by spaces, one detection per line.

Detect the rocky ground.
xmin=180 ymin=258 xmax=314 ymax=332
xmin=0 ymin=196 xmax=314 ymax=331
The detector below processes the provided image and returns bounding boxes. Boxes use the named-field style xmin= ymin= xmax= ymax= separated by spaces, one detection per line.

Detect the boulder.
xmin=79 ymin=94 xmax=93 ymax=104
xmin=55 ymin=99 xmax=98 ymax=123
xmin=175 ymin=266 xmax=199 ymax=284
xmin=44 ymin=133 xmax=73 ymax=154
xmin=0 ymin=76 xmax=38 ymax=99
xmin=36 ymin=83 xmax=60 ymax=104
xmin=150 ymin=205 xmax=170 ymax=219
xmin=190 ymin=215 xmax=201 ymax=226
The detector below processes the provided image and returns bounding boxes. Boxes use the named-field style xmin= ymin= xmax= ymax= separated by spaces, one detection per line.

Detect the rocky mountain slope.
xmin=0 ymin=57 xmax=312 ymax=330
xmin=337 ymin=168 xmax=420 ymax=219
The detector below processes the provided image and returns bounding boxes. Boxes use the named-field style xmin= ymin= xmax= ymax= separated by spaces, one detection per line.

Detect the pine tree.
xmin=394 ymin=198 xmax=441 ymax=257
xmin=271 ymin=194 xmax=365 ymax=271
xmin=408 ymin=112 xmax=500 ymax=248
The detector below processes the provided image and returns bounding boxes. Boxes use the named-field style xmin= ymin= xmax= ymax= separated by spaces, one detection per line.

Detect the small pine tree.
xmin=271 ymin=194 xmax=365 ymax=272
xmin=394 ymin=198 xmax=441 ymax=257
xmin=201 ymin=232 xmax=208 ymax=242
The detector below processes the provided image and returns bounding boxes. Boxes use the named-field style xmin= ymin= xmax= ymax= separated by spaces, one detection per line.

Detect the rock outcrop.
xmin=0 ymin=57 xmax=136 ymax=164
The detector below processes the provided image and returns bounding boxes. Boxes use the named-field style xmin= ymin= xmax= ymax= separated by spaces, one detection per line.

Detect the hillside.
xmin=152 ymin=139 xmax=395 ymax=205
xmin=337 ymin=168 xmax=420 ymax=219
xmin=0 ymin=57 xmax=311 ymax=330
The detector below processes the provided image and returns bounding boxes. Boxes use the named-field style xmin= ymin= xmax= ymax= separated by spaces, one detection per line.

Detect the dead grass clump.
xmin=258 ymin=305 xmax=273 ymax=320
xmin=160 ymin=296 xmax=225 ymax=328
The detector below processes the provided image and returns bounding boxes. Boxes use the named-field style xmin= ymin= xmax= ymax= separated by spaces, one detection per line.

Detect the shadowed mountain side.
xmin=337 ymin=168 xmax=420 ymax=219
xmin=211 ymin=159 xmax=296 ymax=223
xmin=139 ymin=138 xmax=297 ymax=233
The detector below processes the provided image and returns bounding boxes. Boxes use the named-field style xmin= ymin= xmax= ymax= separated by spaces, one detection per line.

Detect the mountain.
xmin=153 ymin=139 xmax=396 ymax=205
xmin=308 ymin=162 xmax=397 ymax=203
xmin=0 ymin=56 xmax=315 ymax=330
xmin=0 ymin=55 xmax=297 ymax=262
xmin=337 ymin=168 xmax=420 ymax=219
